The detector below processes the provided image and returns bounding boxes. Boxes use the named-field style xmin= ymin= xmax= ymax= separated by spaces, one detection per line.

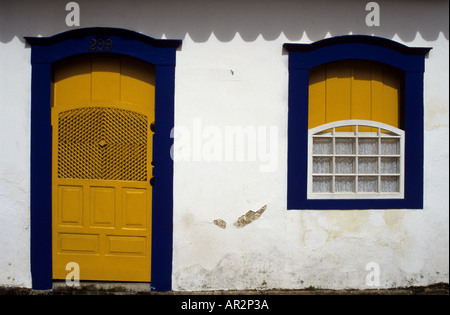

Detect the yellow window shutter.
xmin=309 ymin=60 xmax=402 ymax=129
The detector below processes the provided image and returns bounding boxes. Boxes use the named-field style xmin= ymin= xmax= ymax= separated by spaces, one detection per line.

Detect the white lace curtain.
xmin=312 ymin=135 xmax=400 ymax=193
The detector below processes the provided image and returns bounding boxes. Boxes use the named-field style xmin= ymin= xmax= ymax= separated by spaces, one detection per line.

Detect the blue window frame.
xmin=284 ymin=35 xmax=431 ymax=210
xmin=25 ymin=28 xmax=181 ymax=290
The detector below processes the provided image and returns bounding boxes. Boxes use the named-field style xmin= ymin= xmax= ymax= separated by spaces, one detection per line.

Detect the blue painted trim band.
xmin=24 ymin=27 xmax=181 ymax=48
xmin=25 ymin=28 xmax=179 ymax=291
xmin=29 ymin=63 xmax=53 ymax=290
xmin=285 ymin=35 xmax=430 ymax=210
xmin=283 ymin=35 xmax=431 ymax=55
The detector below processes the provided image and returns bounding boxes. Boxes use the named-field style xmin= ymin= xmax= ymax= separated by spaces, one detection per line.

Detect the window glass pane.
xmin=335 ymin=176 xmax=355 ymax=192
xmin=335 ymin=157 xmax=355 ymax=174
xmin=358 ymin=138 xmax=378 ymax=155
xmin=381 ymin=139 xmax=399 ymax=155
xmin=313 ymin=176 xmax=332 ymax=192
xmin=309 ymin=121 xmax=404 ymax=198
xmin=358 ymin=176 xmax=378 ymax=192
xmin=358 ymin=157 xmax=378 ymax=174
xmin=313 ymin=157 xmax=332 ymax=174
xmin=313 ymin=138 xmax=332 ymax=154
xmin=381 ymin=176 xmax=399 ymax=192
xmin=381 ymin=157 xmax=399 ymax=174
xmin=335 ymin=138 xmax=355 ymax=154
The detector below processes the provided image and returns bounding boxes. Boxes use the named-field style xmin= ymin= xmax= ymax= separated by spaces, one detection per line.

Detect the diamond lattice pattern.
xmin=58 ymin=107 xmax=148 ymax=181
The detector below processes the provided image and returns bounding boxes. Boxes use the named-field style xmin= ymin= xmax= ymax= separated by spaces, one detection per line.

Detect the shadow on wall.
xmin=0 ymin=0 xmax=448 ymax=44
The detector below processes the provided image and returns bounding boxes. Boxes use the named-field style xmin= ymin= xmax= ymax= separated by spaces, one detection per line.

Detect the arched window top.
xmin=284 ymin=35 xmax=431 ymax=72
xmin=284 ymin=35 xmax=431 ymax=55
xmin=309 ymin=119 xmax=404 ymax=137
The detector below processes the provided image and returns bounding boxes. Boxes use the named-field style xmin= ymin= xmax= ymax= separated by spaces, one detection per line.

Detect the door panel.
xmin=107 ymin=236 xmax=147 ymax=255
xmin=59 ymin=233 xmax=99 ymax=254
xmin=91 ymin=57 xmax=121 ymax=101
xmin=58 ymin=186 xmax=83 ymax=226
xmin=52 ymin=55 xmax=155 ymax=282
xmin=122 ymin=188 xmax=148 ymax=229
xmin=90 ymin=187 xmax=115 ymax=227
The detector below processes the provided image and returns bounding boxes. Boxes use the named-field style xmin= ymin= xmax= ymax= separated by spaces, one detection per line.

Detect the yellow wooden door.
xmin=308 ymin=60 xmax=402 ymax=130
xmin=51 ymin=55 xmax=155 ymax=282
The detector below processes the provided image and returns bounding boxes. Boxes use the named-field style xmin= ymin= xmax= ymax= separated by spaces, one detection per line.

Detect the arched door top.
xmin=25 ymin=27 xmax=181 ymax=65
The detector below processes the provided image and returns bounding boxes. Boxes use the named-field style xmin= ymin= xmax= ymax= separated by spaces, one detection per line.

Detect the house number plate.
xmin=89 ymin=38 xmax=113 ymax=51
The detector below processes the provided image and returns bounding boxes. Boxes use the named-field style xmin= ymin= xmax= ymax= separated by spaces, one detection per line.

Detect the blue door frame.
xmin=25 ymin=28 xmax=181 ymax=291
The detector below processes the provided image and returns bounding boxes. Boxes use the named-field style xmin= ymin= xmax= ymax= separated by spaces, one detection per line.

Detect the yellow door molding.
xmin=52 ymin=55 xmax=155 ymax=282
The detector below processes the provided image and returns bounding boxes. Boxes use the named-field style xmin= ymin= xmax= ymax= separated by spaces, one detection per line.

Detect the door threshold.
xmin=52 ymin=280 xmax=151 ymax=293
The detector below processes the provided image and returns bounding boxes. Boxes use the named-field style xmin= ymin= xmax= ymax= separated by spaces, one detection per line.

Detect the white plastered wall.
xmin=0 ymin=36 xmax=31 ymax=288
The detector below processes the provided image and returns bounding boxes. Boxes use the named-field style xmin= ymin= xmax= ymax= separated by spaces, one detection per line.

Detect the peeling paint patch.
xmin=213 ymin=219 xmax=227 ymax=229
xmin=234 ymin=205 xmax=267 ymax=228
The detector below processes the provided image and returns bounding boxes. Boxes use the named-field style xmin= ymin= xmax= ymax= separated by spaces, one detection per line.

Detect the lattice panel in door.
xmin=58 ymin=107 xmax=148 ymax=181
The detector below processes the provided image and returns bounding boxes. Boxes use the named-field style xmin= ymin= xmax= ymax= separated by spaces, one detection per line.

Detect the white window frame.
xmin=307 ymin=120 xmax=405 ymax=200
